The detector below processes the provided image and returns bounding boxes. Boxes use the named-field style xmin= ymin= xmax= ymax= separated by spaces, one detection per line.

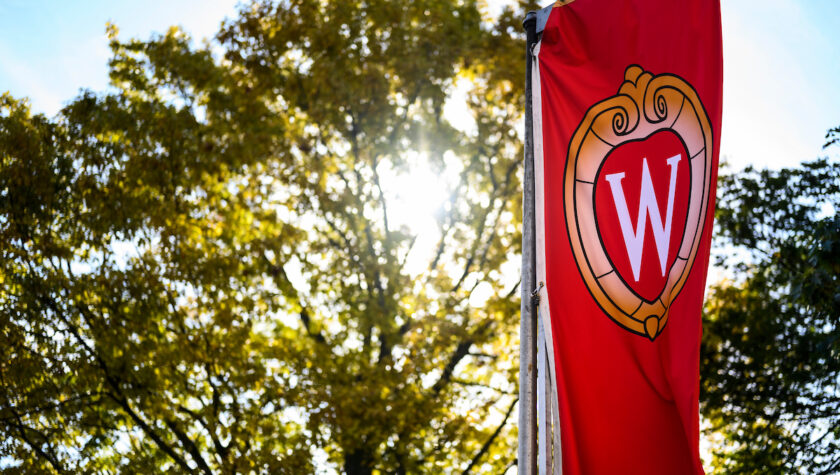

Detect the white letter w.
xmin=604 ymin=155 xmax=681 ymax=282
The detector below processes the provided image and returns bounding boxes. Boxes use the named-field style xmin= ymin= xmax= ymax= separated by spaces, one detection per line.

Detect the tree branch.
xmin=164 ymin=418 xmax=214 ymax=475
xmin=36 ymin=291 xmax=194 ymax=473
xmin=460 ymin=397 xmax=518 ymax=475
xmin=431 ymin=320 xmax=493 ymax=395
xmin=262 ymin=252 xmax=326 ymax=344
xmin=7 ymin=406 xmax=67 ymax=473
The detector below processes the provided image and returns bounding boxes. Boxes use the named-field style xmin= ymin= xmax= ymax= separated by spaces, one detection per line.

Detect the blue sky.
xmin=1 ymin=0 xmax=839 ymax=171
xmin=0 ymin=0 xmax=237 ymax=113
xmin=721 ymin=0 xmax=840 ymax=169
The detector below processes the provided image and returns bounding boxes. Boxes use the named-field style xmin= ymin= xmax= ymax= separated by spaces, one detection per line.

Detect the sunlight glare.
xmin=442 ymin=76 xmax=478 ymax=136
xmin=379 ymin=151 xmax=461 ymax=277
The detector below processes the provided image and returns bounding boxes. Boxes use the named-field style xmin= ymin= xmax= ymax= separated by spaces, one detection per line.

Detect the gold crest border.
xmin=563 ymin=65 xmax=713 ymax=340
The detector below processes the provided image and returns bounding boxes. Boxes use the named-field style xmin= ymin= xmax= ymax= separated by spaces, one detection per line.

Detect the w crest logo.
xmin=605 ymin=155 xmax=681 ymax=282
xmin=564 ymin=66 xmax=713 ymax=340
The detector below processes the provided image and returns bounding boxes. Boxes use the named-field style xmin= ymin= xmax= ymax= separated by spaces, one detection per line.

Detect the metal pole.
xmin=537 ymin=313 xmax=548 ymax=474
xmin=519 ymin=10 xmax=539 ymax=475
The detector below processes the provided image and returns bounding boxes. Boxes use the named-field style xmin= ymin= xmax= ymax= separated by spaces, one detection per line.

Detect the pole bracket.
xmin=531 ymin=281 xmax=544 ymax=306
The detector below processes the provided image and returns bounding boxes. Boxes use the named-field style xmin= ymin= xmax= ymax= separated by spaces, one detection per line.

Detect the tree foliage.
xmin=0 ymin=1 xmax=539 ymax=473
xmin=9 ymin=1 xmax=838 ymax=473
xmin=701 ymin=149 xmax=840 ymax=473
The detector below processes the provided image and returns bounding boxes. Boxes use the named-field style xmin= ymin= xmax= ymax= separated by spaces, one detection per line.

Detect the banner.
xmin=531 ymin=1 xmax=722 ymax=473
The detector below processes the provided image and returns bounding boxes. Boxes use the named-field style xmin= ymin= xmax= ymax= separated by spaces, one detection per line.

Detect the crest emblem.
xmin=564 ymin=65 xmax=713 ymax=340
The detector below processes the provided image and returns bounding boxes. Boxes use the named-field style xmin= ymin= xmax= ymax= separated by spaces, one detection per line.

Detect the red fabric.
xmin=536 ymin=1 xmax=722 ymax=474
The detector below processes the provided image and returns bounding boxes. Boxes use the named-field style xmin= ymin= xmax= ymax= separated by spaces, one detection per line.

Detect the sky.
xmin=2 ymin=0 xmax=839 ymax=169
xmin=0 ymin=0 xmax=238 ymax=113
xmin=720 ymin=0 xmax=840 ymax=169
xmin=1 ymin=0 xmax=838 ymax=172
xmin=0 ymin=1 xmax=836 ymax=471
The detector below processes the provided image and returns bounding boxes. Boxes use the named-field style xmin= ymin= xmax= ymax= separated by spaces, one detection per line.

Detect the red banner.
xmin=532 ymin=1 xmax=722 ymax=473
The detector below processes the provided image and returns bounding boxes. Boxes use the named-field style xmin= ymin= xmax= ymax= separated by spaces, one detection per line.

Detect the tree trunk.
xmin=344 ymin=449 xmax=374 ymax=475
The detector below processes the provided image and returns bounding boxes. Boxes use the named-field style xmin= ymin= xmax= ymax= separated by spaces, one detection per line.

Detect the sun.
xmin=378 ymin=151 xmax=462 ymax=276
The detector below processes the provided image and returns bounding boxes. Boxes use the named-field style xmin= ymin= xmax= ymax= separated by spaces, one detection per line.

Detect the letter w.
xmin=604 ymin=155 xmax=681 ymax=281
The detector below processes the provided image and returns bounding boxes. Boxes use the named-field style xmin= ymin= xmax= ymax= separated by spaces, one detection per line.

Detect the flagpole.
xmin=519 ymin=10 xmax=539 ymax=475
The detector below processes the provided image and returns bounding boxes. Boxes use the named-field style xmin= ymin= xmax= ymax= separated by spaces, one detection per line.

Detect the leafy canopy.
xmin=7 ymin=1 xmax=836 ymax=473
xmin=702 ymin=151 xmax=840 ymax=474
xmin=0 ymin=0 xmax=539 ymax=473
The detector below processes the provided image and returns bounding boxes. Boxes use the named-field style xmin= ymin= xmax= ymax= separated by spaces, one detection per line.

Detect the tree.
xmin=0 ymin=1 xmax=540 ymax=472
xmin=701 ymin=144 xmax=840 ymax=472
